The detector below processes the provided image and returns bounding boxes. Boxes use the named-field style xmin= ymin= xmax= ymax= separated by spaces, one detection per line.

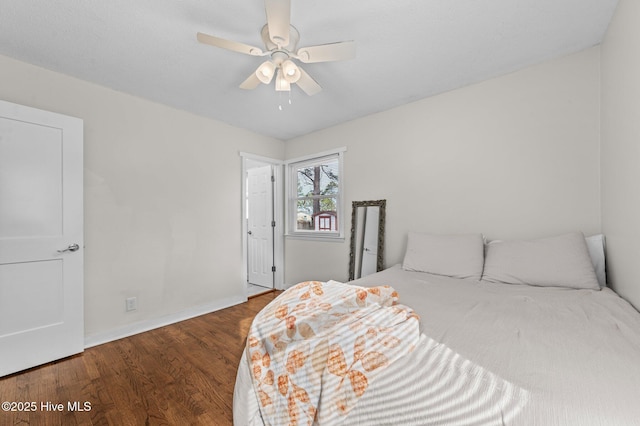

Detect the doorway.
xmin=241 ymin=154 xmax=284 ymax=298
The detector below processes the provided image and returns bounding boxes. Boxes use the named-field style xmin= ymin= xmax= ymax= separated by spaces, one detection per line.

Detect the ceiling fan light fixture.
xmin=281 ymin=59 xmax=301 ymax=83
xmin=275 ymin=69 xmax=291 ymax=91
xmin=197 ymin=0 xmax=356 ymax=97
xmin=256 ymin=61 xmax=276 ymax=84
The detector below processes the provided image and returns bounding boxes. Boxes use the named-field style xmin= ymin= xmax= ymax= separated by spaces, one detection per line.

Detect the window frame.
xmin=285 ymin=147 xmax=346 ymax=240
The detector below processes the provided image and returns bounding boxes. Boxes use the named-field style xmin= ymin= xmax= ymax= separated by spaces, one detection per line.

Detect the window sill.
xmin=285 ymin=233 xmax=345 ymax=243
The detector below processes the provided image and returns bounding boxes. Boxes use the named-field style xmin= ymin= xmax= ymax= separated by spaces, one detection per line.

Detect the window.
xmin=286 ymin=148 xmax=345 ymax=239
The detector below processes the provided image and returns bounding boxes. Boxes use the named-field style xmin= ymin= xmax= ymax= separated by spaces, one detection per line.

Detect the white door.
xmin=0 ymin=100 xmax=84 ymax=377
xmin=247 ymin=165 xmax=274 ymax=288
xmin=361 ymin=206 xmax=379 ymax=277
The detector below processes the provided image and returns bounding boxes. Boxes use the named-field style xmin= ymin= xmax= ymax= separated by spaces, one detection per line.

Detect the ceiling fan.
xmin=197 ymin=0 xmax=355 ymax=96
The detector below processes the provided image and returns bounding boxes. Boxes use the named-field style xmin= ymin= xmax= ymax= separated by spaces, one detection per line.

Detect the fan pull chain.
xmin=277 ymin=90 xmax=292 ymax=111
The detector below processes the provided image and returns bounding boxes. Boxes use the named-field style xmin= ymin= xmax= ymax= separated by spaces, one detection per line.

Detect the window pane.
xmin=296 ymin=199 xmax=314 ymax=230
xmin=288 ymin=150 xmax=342 ymax=238
xmin=296 ymin=158 xmax=339 ymax=198
xmin=296 ymin=197 xmax=338 ymax=232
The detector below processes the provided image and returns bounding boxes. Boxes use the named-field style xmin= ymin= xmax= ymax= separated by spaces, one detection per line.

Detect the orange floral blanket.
xmin=246 ymin=280 xmax=420 ymax=425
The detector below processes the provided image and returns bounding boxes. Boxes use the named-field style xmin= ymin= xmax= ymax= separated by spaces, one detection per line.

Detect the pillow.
xmin=482 ymin=232 xmax=600 ymax=290
xmin=402 ymin=232 xmax=484 ymax=280
xmin=585 ymin=234 xmax=607 ymax=288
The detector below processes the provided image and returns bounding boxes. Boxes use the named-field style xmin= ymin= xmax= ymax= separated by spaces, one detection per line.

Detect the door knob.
xmin=58 ymin=243 xmax=80 ymax=253
xmin=248 ymin=231 xmax=253 ymax=235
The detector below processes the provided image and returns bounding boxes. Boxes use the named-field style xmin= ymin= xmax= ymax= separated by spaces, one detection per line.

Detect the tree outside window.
xmin=289 ymin=152 xmax=343 ymax=237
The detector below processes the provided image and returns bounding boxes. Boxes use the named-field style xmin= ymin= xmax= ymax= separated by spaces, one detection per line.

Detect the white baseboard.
xmin=84 ymin=295 xmax=246 ymax=349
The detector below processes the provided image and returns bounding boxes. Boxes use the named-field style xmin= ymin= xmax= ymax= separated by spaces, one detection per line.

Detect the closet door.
xmin=0 ymin=100 xmax=84 ymax=377
xmin=247 ymin=165 xmax=274 ymax=288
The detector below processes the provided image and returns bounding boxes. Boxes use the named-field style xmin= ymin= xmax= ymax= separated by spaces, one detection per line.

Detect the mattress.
xmin=234 ymin=265 xmax=640 ymax=425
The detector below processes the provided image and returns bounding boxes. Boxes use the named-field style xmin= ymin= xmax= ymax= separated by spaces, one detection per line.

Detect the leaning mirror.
xmin=349 ymin=200 xmax=386 ymax=281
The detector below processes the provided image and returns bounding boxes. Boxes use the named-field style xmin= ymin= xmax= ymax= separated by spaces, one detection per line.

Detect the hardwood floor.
xmin=0 ymin=292 xmax=280 ymax=426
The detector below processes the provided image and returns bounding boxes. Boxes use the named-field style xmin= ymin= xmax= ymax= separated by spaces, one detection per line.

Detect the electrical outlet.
xmin=126 ymin=297 xmax=137 ymax=312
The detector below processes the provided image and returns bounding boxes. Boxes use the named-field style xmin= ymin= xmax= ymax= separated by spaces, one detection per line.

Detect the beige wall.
xmin=3 ymin=31 xmax=629 ymax=339
xmin=285 ymin=48 xmax=601 ymax=285
xmin=601 ymin=0 xmax=640 ymax=309
xmin=0 ymin=55 xmax=284 ymax=339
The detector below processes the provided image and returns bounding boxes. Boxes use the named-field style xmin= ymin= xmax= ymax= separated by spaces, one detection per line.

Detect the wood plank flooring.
xmin=0 ymin=291 xmax=280 ymax=426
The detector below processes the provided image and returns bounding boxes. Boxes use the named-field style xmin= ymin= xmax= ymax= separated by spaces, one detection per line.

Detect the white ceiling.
xmin=0 ymin=0 xmax=619 ymax=140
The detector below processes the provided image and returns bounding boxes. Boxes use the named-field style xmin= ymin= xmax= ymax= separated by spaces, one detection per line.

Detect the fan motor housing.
xmin=261 ymin=24 xmax=300 ymax=53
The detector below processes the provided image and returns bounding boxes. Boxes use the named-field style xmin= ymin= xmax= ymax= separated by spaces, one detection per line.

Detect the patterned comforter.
xmin=245 ymin=280 xmax=421 ymax=425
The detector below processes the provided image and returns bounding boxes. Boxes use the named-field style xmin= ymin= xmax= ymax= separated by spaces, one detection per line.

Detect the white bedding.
xmin=234 ymin=265 xmax=640 ymax=425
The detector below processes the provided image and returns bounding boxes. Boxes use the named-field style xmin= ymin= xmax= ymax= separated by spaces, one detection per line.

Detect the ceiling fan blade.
xmin=296 ymin=41 xmax=356 ymax=63
xmin=264 ymin=0 xmax=291 ymax=47
xmin=296 ymin=67 xmax=322 ymax=96
xmin=240 ymin=73 xmax=261 ymax=90
xmin=197 ymin=32 xmax=265 ymax=56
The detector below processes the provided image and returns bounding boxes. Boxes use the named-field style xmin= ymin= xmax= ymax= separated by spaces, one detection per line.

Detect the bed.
xmin=234 ymin=232 xmax=640 ymax=425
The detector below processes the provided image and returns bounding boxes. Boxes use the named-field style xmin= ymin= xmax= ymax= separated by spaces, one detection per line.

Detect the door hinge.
xmin=271 ymin=220 xmax=276 ymax=227
xmin=271 ymin=175 xmax=275 ymax=182
xmin=272 ymin=266 xmax=276 ymax=272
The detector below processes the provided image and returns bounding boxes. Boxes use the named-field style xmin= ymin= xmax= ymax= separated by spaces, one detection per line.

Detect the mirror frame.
xmin=348 ymin=199 xmax=386 ymax=281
